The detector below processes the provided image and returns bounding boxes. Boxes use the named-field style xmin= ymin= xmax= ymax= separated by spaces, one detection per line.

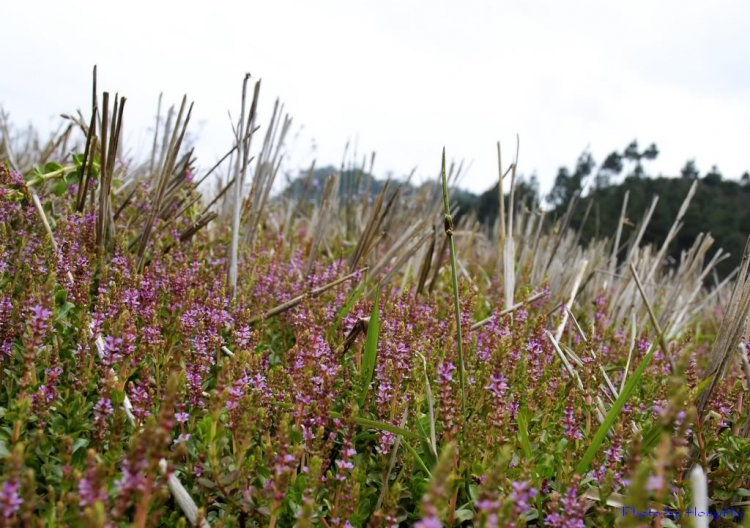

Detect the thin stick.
xmin=28 ymin=188 xmax=75 ymax=284
xmin=248 ymin=268 xmax=366 ymax=324
xmin=75 ymin=108 xmax=97 ymax=212
xmin=626 ymin=195 xmax=659 ymax=263
xmin=546 ymin=330 xmax=584 ymax=391
xmin=646 ymin=180 xmax=697 ymax=282
xmin=470 ymin=291 xmax=545 ymax=331
xmin=194 ymin=127 xmax=260 ymax=189
xmin=629 ymin=262 xmax=673 ymax=370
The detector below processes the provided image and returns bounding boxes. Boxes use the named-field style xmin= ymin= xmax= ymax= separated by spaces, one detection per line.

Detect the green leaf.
xmin=50 ymin=177 xmax=68 ymax=197
xmin=352 ymin=416 xmax=420 ymax=440
xmin=72 ymin=438 xmax=89 ymax=453
xmin=56 ymin=302 xmax=75 ymax=321
xmin=197 ymin=478 xmax=217 ymax=490
xmin=43 ymin=162 xmax=62 ymax=174
xmin=575 ymin=344 xmax=656 ymax=475
xmin=65 ymin=171 xmax=80 ymax=185
xmin=54 ymin=288 xmax=67 ymax=305
xmin=110 ymin=389 xmax=125 ymax=406
xmin=358 ymin=291 xmax=380 ymax=408
xmin=453 ymin=508 xmax=474 ymax=523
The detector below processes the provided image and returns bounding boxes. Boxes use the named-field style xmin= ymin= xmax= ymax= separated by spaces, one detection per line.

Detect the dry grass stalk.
xmin=228 ymin=74 xmax=253 ymax=298
xmin=546 ymin=330 xmax=584 ymax=391
xmin=349 ymin=181 xmax=391 ymax=271
xmin=496 ymin=141 xmax=506 ymax=272
xmin=608 ymin=191 xmax=629 ymax=277
xmin=696 ymin=235 xmax=750 ymax=417
xmin=306 ymin=174 xmax=337 ymax=276
xmin=470 ymin=291 xmax=545 ymax=331
xmin=379 ymin=230 xmax=433 ymax=289
xmin=503 ymin=137 xmax=518 ymax=315
xmin=555 ymin=259 xmax=588 ymax=342
xmin=136 ymin=95 xmax=193 ymax=270
xmin=369 ymin=220 xmax=426 ymax=278
xmin=626 ymin=195 xmax=659 ymax=264
xmin=629 ymin=262 xmax=674 ymax=371
xmin=416 ymin=227 xmax=437 ymax=295
xmin=645 ymin=179 xmax=697 ymax=282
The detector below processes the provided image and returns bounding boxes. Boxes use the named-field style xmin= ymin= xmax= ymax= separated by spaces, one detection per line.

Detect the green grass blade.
xmin=336 ymin=279 xmax=367 ymax=323
xmin=575 ymin=344 xmax=656 ymax=475
xmin=518 ymin=408 xmax=544 ymax=527
xmin=403 ymin=440 xmax=432 ymax=477
xmin=416 ymin=351 xmax=438 ymax=457
xmin=517 ymin=408 xmax=533 ymax=460
xmin=358 ymin=291 xmax=381 ymax=408
xmin=351 ymin=416 xmax=421 ymax=441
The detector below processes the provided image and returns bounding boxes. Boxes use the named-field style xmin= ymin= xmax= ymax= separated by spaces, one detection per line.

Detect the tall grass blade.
xmin=358 ymin=290 xmax=381 ymax=408
xmin=416 ymin=352 xmax=438 ymax=457
xmin=403 ymin=440 xmax=432 ymax=477
xmin=575 ymin=343 xmax=656 ymax=475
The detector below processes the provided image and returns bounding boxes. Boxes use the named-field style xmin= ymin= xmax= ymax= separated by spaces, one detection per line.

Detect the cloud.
xmin=2 ymin=0 xmax=748 ymax=194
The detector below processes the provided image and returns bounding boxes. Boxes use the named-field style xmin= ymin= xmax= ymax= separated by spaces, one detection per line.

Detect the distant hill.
xmin=282 ymin=164 xmax=480 ymax=208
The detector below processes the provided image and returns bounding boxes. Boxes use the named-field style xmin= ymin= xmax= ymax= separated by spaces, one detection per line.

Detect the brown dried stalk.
xmin=247 ymin=268 xmax=366 ymax=324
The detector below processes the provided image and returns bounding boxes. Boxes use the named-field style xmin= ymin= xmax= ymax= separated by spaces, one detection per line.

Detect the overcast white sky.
xmin=2 ymin=0 xmax=749 ymax=194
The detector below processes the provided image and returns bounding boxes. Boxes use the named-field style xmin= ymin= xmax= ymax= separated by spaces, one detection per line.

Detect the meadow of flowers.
xmin=0 ymin=76 xmax=749 ymax=527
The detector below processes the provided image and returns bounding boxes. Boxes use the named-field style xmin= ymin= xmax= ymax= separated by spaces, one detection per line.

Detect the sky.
xmin=2 ymin=0 xmax=749 ymax=195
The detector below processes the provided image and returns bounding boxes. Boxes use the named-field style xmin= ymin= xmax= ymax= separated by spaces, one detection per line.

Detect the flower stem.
xmin=440 ymin=147 xmax=466 ymax=415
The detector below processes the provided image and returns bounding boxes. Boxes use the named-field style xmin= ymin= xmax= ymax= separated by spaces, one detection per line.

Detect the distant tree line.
xmin=462 ymin=140 xmax=750 ymax=278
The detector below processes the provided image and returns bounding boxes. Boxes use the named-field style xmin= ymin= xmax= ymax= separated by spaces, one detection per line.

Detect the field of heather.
xmin=0 ymin=77 xmax=749 ymax=528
